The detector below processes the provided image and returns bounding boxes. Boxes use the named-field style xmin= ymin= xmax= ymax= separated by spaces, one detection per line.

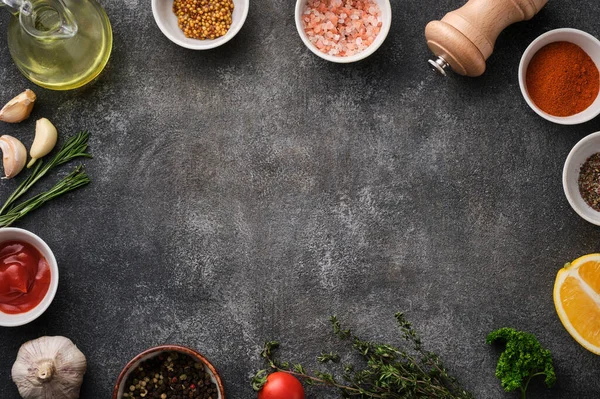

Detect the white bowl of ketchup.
xmin=0 ymin=228 xmax=58 ymax=327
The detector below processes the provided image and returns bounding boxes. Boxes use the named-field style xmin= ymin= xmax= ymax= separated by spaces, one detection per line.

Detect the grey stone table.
xmin=1 ymin=0 xmax=600 ymax=398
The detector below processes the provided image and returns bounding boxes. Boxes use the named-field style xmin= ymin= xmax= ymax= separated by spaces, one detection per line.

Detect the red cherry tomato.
xmin=258 ymin=372 xmax=305 ymax=399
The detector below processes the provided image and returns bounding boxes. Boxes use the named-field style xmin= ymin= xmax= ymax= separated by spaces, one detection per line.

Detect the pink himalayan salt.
xmin=302 ymin=0 xmax=382 ymax=57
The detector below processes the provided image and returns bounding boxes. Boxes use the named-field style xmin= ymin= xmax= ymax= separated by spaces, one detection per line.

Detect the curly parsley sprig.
xmin=252 ymin=313 xmax=473 ymax=399
xmin=487 ymin=327 xmax=556 ymax=399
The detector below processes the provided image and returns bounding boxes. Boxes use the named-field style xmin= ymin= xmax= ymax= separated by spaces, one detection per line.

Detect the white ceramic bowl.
xmin=519 ymin=28 xmax=600 ymax=125
xmin=112 ymin=345 xmax=225 ymax=399
xmin=152 ymin=0 xmax=249 ymax=50
xmin=295 ymin=0 xmax=392 ymax=63
xmin=0 ymin=228 xmax=58 ymax=327
xmin=563 ymin=131 xmax=600 ymax=225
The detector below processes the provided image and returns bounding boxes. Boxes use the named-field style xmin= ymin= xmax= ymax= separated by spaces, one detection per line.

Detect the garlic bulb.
xmin=12 ymin=336 xmax=87 ymax=399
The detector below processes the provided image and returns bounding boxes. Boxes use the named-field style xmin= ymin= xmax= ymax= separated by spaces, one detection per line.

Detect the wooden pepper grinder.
xmin=425 ymin=0 xmax=548 ymax=77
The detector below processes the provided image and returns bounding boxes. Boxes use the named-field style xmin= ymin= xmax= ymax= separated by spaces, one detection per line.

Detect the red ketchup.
xmin=0 ymin=241 xmax=51 ymax=314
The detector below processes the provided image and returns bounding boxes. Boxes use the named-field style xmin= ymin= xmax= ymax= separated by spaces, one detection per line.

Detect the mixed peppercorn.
xmin=121 ymin=351 xmax=219 ymax=399
xmin=173 ymin=0 xmax=234 ymax=40
xmin=578 ymin=152 xmax=600 ymax=212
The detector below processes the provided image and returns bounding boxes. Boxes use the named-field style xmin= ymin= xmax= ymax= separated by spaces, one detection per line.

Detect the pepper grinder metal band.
xmin=425 ymin=0 xmax=548 ymax=77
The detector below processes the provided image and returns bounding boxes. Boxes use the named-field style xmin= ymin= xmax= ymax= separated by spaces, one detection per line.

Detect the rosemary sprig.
xmin=0 ymin=131 xmax=92 ymax=215
xmin=252 ymin=313 xmax=473 ymax=399
xmin=0 ymin=166 xmax=90 ymax=227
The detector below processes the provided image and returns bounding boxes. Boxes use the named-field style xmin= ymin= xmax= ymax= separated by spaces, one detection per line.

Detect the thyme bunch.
xmin=0 ymin=131 xmax=92 ymax=227
xmin=252 ymin=313 xmax=473 ymax=399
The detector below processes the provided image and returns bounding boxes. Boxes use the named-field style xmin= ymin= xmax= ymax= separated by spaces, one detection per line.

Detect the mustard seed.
xmin=173 ymin=0 xmax=234 ymax=40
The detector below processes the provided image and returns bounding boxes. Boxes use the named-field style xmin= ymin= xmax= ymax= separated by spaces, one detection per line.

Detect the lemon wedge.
xmin=554 ymin=254 xmax=600 ymax=355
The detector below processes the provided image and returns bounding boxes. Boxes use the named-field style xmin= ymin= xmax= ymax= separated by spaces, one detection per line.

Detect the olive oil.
xmin=6 ymin=0 xmax=112 ymax=90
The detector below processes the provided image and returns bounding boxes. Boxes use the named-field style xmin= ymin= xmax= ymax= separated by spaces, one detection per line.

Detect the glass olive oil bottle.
xmin=2 ymin=0 xmax=112 ymax=90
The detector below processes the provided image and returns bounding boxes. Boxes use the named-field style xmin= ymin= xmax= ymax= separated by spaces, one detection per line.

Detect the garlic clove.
xmin=0 ymin=135 xmax=27 ymax=179
xmin=28 ymin=118 xmax=58 ymax=168
xmin=0 ymin=89 xmax=36 ymax=123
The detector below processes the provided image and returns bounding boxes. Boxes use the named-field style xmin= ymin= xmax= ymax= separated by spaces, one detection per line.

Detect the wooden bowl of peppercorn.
xmin=112 ymin=345 xmax=225 ymax=399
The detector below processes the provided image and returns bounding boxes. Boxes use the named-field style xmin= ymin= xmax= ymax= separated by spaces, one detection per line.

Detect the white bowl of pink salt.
xmin=295 ymin=0 xmax=392 ymax=63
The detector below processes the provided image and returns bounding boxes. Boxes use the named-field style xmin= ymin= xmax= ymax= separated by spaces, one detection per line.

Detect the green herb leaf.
xmin=0 ymin=165 xmax=90 ymax=227
xmin=252 ymin=313 xmax=473 ymax=398
xmin=251 ymin=369 xmax=268 ymax=392
xmin=0 ymin=131 xmax=91 ymax=216
xmin=487 ymin=327 xmax=556 ymax=398
xmin=317 ymin=352 xmax=340 ymax=363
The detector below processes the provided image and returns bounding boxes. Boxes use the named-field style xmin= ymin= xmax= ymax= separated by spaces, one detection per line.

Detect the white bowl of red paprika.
xmin=519 ymin=28 xmax=600 ymax=125
xmin=0 ymin=228 xmax=58 ymax=327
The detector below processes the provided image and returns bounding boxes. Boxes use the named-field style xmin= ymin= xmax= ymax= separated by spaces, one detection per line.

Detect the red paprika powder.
xmin=526 ymin=41 xmax=599 ymax=117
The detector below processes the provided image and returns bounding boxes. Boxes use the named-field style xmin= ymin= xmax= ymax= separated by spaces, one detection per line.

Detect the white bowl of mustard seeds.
xmin=152 ymin=0 xmax=249 ymax=50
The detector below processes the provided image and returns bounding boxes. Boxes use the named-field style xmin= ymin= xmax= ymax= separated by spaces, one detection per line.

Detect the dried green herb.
xmin=252 ymin=313 xmax=473 ymax=399
xmin=0 ymin=131 xmax=92 ymax=227
xmin=578 ymin=152 xmax=600 ymax=211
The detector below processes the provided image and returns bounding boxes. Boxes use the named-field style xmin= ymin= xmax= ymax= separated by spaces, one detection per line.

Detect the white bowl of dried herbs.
xmin=563 ymin=131 xmax=600 ymax=226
